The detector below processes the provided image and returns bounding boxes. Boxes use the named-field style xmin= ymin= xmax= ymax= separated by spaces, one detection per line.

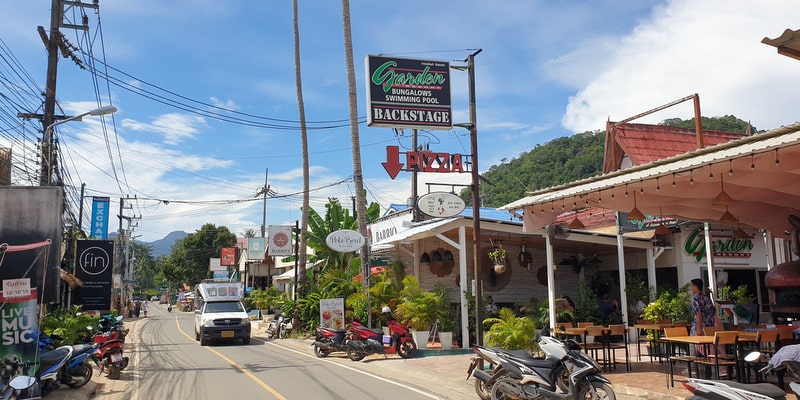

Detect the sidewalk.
xmin=253 ymin=321 xmax=688 ymax=400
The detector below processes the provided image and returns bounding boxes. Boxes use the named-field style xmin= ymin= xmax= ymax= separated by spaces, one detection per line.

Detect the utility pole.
xmin=261 ymin=168 xmax=269 ymax=238
xmin=37 ymin=0 xmax=97 ymax=185
xmin=453 ymin=49 xmax=483 ymax=345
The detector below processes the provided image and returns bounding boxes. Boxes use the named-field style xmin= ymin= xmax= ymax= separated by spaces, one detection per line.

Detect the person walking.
xmin=142 ymin=299 xmax=149 ymax=318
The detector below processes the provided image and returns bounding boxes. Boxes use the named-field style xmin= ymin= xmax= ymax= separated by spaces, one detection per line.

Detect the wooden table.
xmin=633 ymin=323 xmax=674 ymax=362
xmin=660 ymin=333 xmax=758 ymax=387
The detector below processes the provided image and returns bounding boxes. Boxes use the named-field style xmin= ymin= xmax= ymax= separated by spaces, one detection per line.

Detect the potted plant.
xmin=433 ymin=283 xmax=456 ymax=349
xmin=488 ymin=247 xmax=507 ymax=274
xmin=394 ymin=276 xmax=444 ymax=348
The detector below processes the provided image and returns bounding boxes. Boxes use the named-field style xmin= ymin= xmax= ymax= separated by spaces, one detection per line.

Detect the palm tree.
xmin=292 ymin=0 xmax=310 ymax=303
xmin=340 ymin=0 xmax=371 ymax=324
xmin=242 ymin=228 xmax=258 ymax=238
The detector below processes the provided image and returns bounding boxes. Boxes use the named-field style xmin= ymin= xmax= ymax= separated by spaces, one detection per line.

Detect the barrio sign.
xmin=365 ymin=55 xmax=451 ymax=130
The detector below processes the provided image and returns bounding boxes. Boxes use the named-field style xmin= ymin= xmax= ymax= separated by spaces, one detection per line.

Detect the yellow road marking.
xmin=174 ymin=316 xmax=287 ymax=400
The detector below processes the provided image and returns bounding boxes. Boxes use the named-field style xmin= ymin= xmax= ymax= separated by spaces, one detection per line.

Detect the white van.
xmin=193 ymin=281 xmax=251 ymax=346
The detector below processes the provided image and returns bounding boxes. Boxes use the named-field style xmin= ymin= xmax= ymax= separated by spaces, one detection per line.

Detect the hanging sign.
xmin=326 ymin=229 xmax=365 ymax=253
xmin=417 ymin=192 xmax=466 ymax=218
xmin=268 ymin=225 xmax=294 ymax=256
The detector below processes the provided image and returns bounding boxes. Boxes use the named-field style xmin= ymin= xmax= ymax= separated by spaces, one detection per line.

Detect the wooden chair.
xmin=663 ymin=326 xmax=695 ymax=386
xmin=775 ymin=326 xmax=796 ymax=346
xmin=582 ymin=326 xmax=610 ymax=371
xmin=703 ymin=325 xmax=724 ymax=337
xmin=744 ymin=329 xmax=781 ymax=383
xmin=605 ymin=324 xmax=630 ymax=371
xmin=693 ymin=331 xmax=740 ymax=381
xmin=576 ymin=321 xmax=595 ymax=327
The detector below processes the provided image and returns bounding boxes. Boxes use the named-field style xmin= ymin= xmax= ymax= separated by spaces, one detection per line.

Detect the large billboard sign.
xmin=365 ymin=55 xmax=451 ymax=130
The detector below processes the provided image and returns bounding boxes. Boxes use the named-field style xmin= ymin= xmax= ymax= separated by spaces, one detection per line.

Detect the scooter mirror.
xmin=744 ymin=351 xmax=764 ymax=363
xmin=115 ymin=316 xmax=124 ymax=322
xmin=10 ymin=375 xmax=37 ymax=390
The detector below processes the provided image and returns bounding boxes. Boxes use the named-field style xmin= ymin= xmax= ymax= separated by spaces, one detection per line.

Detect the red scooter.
xmin=92 ymin=324 xmax=129 ymax=380
xmin=345 ymin=319 xmax=417 ymax=361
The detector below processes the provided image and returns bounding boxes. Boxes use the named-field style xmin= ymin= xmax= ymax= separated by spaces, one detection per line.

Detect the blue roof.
xmin=385 ymin=203 xmax=520 ymax=222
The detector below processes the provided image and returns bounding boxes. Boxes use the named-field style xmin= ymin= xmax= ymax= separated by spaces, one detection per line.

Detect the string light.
xmin=656 ymin=177 xmax=660 ymax=192
xmin=751 ymin=154 xmax=755 ymax=170
xmin=775 ymin=149 xmax=780 ymax=165
xmin=689 ymin=170 xmax=695 ymax=185
xmin=625 ymin=184 xmax=629 ymax=198
xmin=728 ymin=160 xmax=734 ymax=175
xmin=640 ymin=180 xmax=644 ymax=193
xmin=672 ymin=173 xmax=676 ymax=188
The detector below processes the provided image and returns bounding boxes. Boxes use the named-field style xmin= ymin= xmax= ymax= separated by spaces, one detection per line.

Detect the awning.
xmin=370 ymin=218 xmax=456 ymax=249
xmin=272 ymin=261 xmax=321 ymax=284
xmin=501 ymin=122 xmax=800 ymax=239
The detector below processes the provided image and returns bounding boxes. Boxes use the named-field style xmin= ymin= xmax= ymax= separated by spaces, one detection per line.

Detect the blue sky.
xmin=2 ymin=1 xmax=799 ymax=242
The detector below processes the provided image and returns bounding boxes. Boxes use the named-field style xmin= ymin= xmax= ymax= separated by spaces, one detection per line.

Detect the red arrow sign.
xmin=382 ymin=145 xmax=404 ymax=179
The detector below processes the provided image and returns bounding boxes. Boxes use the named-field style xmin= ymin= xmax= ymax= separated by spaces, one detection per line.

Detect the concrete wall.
xmin=0 ymin=186 xmax=64 ymax=303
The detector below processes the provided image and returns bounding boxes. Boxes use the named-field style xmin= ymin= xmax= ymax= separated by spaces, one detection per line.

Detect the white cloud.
xmin=561 ymin=0 xmax=800 ymax=133
xmin=121 ymin=114 xmax=207 ymax=145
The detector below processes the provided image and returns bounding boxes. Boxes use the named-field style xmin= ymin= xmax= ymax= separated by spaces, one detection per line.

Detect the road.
xmin=51 ymin=302 xmax=672 ymax=399
xmin=125 ymin=304 xmax=446 ymax=399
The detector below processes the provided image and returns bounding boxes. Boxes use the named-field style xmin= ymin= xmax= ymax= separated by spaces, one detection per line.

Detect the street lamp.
xmin=41 ymin=105 xmax=118 ymax=185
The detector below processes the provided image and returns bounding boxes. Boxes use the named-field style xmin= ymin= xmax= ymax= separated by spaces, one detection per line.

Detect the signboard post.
xmin=73 ymin=240 xmax=115 ymax=311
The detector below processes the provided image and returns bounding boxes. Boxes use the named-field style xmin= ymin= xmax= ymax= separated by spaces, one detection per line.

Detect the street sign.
xmin=381 ymin=145 xmax=468 ymax=179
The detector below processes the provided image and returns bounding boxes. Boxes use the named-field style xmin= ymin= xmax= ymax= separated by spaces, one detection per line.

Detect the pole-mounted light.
xmin=42 ymin=105 xmax=117 ymax=185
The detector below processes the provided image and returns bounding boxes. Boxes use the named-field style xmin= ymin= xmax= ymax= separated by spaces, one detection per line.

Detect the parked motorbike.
xmin=345 ymin=319 xmax=417 ymax=361
xmin=38 ymin=332 xmax=97 ymax=388
xmin=312 ymin=326 xmax=349 ymax=357
xmin=266 ymin=313 xmax=293 ymax=339
xmin=2 ymin=346 xmax=74 ymax=398
xmin=682 ymin=349 xmax=800 ymax=400
xmin=485 ymin=333 xmax=614 ymax=400
xmin=468 ymin=335 xmax=573 ymax=400
xmin=91 ymin=324 xmax=129 ymax=379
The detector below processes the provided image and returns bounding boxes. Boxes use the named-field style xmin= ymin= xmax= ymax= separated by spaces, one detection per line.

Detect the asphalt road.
xmin=51 ymin=303 xmax=674 ymax=399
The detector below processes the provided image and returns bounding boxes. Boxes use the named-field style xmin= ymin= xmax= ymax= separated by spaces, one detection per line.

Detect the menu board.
xmin=320 ymin=298 xmax=345 ymax=329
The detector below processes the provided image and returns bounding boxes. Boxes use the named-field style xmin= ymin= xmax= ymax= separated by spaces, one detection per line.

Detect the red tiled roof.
xmin=614 ymin=123 xmax=745 ymax=166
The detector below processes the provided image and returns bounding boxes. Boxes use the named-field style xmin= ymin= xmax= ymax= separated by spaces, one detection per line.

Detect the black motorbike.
xmin=312 ymin=326 xmax=349 ymax=357
xmin=484 ymin=335 xmax=615 ymax=400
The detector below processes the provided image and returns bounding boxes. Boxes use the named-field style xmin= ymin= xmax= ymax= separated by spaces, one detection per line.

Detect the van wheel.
xmin=200 ymin=335 xmax=208 ymax=346
xmin=242 ymin=337 xmax=251 ymax=345
xmin=195 ymin=329 xmax=200 ymax=341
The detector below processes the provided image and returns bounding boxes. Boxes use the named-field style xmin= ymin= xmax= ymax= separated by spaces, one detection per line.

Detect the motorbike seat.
xmin=72 ymin=344 xmax=95 ymax=353
xmin=502 ymin=351 xmax=558 ymax=368
xmin=718 ymin=380 xmax=785 ymax=398
xmin=40 ymin=347 xmax=70 ymax=364
xmin=503 ymin=349 xmax=535 ymax=359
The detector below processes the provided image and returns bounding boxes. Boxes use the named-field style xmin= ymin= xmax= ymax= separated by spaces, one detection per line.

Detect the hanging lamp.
xmin=654 ymin=206 xmax=672 ymax=235
xmin=627 ymin=192 xmax=645 ymax=221
xmin=711 ymin=176 xmax=735 ymax=206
